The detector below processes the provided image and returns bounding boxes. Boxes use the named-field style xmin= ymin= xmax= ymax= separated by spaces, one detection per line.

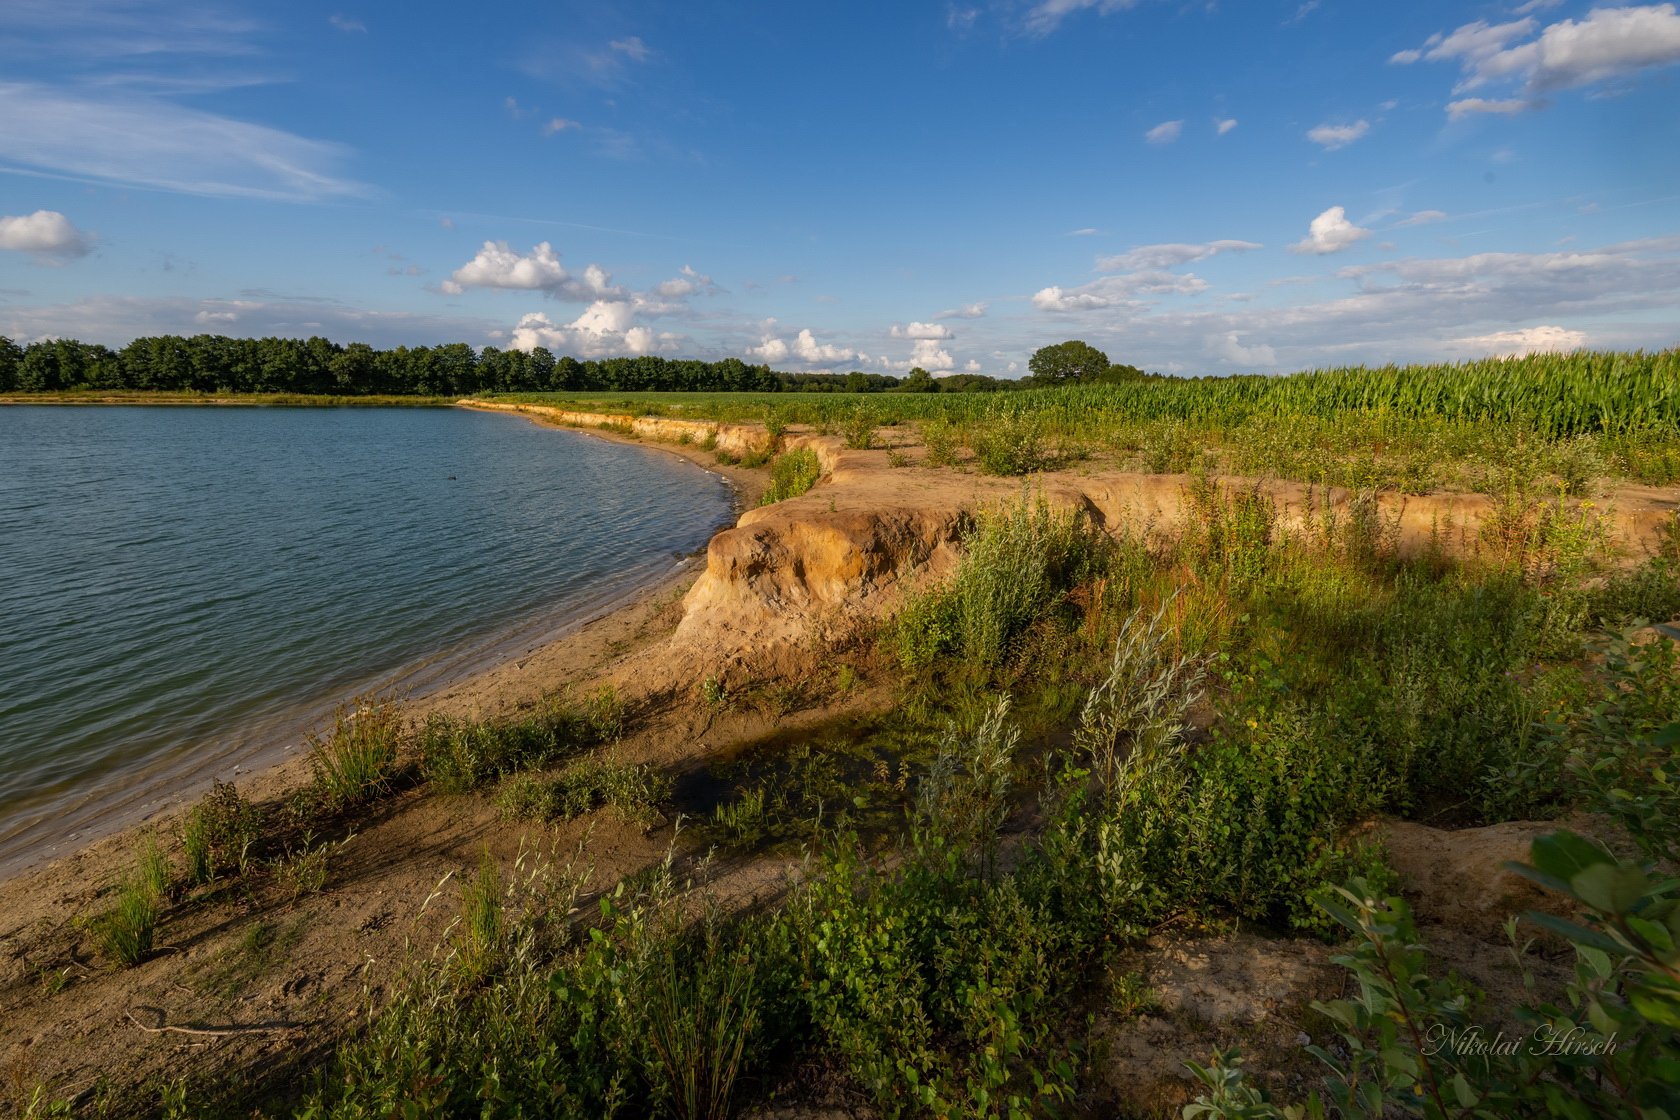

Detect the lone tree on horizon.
xmin=1027 ymin=339 xmax=1110 ymax=385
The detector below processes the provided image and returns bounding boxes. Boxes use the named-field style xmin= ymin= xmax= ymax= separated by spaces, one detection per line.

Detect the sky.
xmin=1 ymin=0 xmax=1678 ymax=377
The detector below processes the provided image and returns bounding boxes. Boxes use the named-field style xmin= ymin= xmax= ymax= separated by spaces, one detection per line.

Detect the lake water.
xmin=0 ymin=405 xmax=734 ymax=876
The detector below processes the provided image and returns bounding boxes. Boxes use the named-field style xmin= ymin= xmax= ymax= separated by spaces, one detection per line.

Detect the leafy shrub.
xmin=840 ymin=406 xmax=878 ymax=450
xmin=971 ymin=414 xmax=1051 ymax=476
xmin=182 ymin=779 xmax=264 ymax=883
xmin=896 ymin=494 xmax=1105 ymax=673
xmin=919 ymin=419 xmax=961 ymax=467
xmin=759 ymin=446 xmax=822 ymax=505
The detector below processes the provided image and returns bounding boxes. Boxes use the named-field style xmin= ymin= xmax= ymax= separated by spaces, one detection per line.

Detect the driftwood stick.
xmin=125 ymin=1009 xmax=300 ymax=1038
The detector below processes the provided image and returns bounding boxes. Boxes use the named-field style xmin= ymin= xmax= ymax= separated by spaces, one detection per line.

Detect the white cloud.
xmin=510 ymin=303 xmax=680 ymax=358
xmin=1445 ymin=324 xmax=1587 ymax=358
xmin=1399 ymin=5 xmax=1680 ymax=103
xmin=0 ymin=209 xmax=92 ymax=262
xmin=1066 ymin=227 xmax=1101 ymax=237
xmin=441 ymin=241 xmax=623 ymax=301
xmin=0 ymin=82 xmax=368 ymax=201
xmin=652 ymin=265 xmax=717 ymax=299
xmin=964 ymin=360 xmax=982 ymax=372
xmin=1033 ymin=270 xmax=1210 ymax=312
xmin=541 ymin=117 xmax=581 ymax=135
xmin=908 ymin=339 xmax=956 ymax=371
xmin=1096 ymin=240 xmax=1262 ymax=272
xmin=327 ymin=13 xmax=365 ymax=32
xmin=890 ymin=321 xmax=955 ymax=340
xmin=608 ymin=36 xmax=650 ymax=62
xmin=936 ymin=302 xmax=988 ymax=319
xmin=1291 ymin=206 xmax=1370 ymax=255
xmin=1023 ymin=0 xmax=1148 ymax=34
xmin=745 ymin=322 xmax=859 ymax=367
xmin=1447 ymin=97 xmax=1530 ymax=119
xmin=1395 ymin=209 xmax=1449 ymax=227
xmin=1216 ymin=118 xmax=1238 ymax=135
xmin=1210 ymin=331 xmax=1276 ymax=366
xmin=1009 ymin=236 xmax=1680 ymax=373
xmin=1307 ymin=119 xmax=1370 ymax=149
xmin=1145 ymin=119 xmax=1184 ymax=145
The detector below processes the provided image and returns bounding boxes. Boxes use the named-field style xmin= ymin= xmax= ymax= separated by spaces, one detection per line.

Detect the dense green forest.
xmin=0 ymin=333 xmax=1022 ymax=396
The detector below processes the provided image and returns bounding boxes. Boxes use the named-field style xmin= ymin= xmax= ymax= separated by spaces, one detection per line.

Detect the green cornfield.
xmin=496 ymin=348 xmax=1679 ymax=438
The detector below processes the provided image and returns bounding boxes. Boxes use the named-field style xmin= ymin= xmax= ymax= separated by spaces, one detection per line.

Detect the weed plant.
xmin=759 ymin=447 xmax=822 ymax=505
xmin=308 ymin=696 xmax=405 ymax=809
xmin=95 ymin=838 xmax=169 ymax=967
xmin=419 ymin=688 xmax=622 ymax=792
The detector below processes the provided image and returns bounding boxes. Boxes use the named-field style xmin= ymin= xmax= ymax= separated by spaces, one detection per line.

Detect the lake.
xmin=0 ymin=405 xmax=733 ymax=876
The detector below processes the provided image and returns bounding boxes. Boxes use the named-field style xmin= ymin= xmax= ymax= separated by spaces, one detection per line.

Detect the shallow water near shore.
xmin=0 ymin=405 xmax=734 ymax=877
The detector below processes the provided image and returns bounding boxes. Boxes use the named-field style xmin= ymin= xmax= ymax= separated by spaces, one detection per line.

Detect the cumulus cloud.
xmin=1096 ymin=240 xmax=1262 ymax=272
xmin=1307 ymin=119 xmax=1370 ymax=149
xmin=0 ymin=209 xmax=92 ymax=262
xmin=936 ymin=302 xmax=988 ymax=319
xmin=1397 ymin=5 xmax=1680 ymax=106
xmin=1210 ymin=331 xmax=1277 ymax=367
xmin=441 ymin=241 xmax=623 ymax=301
xmin=652 ymin=264 xmax=717 ymax=299
xmin=745 ymin=322 xmax=859 ymax=367
xmin=1216 ymin=118 xmax=1238 ymax=135
xmin=908 ymin=339 xmax=956 ymax=371
xmin=1145 ymin=119 xmax=1184 ymax=145
xmin=608 ymin=36 xmax=650 ymax=62
xmin=0 ymin=82 xmax=368 ymax=201
xmin=1291 ymin=206 xmax=1370 ymax=255
xmin=1446 ymin=324 xmax=1587 ymax=358
xmin=541 ymin=117 xmax=581 ymax=135
xmin=510 ymin=303 xmax=680 ymax=358
xmin=890 ymin=321 xmax=955 ymax=340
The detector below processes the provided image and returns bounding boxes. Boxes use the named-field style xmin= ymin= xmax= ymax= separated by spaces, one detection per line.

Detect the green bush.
xmin=182 ymin=779 xmax=264 ymax=883
xmin=419 ymin=689 xmax=623 ymax=793
xmin=759 ymin=446 xmax=822 ymax=505
xmin=971 ymin=414 xmax=1051 ymax=476
xmin=308 ymin=695 xmax=405 ymax=809
xmin=896 ymin=494 xmax=1105 ymax=673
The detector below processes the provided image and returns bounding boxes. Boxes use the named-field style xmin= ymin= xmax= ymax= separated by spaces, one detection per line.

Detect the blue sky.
xmin=1 ymin=0 xmax=1677 ymax=376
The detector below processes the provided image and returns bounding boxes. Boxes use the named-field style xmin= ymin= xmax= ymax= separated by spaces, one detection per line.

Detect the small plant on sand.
xmin=497 ymin=758 xmax=672 ymax=829
xmin=920 ymin=418 xmax=961 ymax=468
xmin=309 ymin=695 xmax=405 ymax=809
xmin=699 ymin=674 xmax=728 ymax=709
xmin=182 ymin=779 xmax=264 ymax=883
xmin=760 ymin=446 xmax=822 ymax=505
xmin=95 ymin=838 xmax=169 ymax=967
xmin=273 ymin=833 xmax=332 ymax=898
xmin=972 ymin=413 xmax=1052 ymax=476
xmin=841 ymin=406 xmax=878 ymax=450
xmin=457 ymin=851 xmax=504 ymax=983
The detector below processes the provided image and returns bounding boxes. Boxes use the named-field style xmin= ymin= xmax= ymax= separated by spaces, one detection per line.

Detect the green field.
xmin=496 ymin=349 xmax=1680 ymax=492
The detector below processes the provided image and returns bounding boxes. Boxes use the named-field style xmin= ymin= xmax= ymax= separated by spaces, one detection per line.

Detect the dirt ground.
xmin=3 ymin=408 xmax=1672 ymax=1117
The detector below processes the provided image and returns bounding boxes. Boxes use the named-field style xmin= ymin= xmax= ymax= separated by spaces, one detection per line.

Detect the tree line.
xmin=0 ymin=334 xmax=1028 ymax=396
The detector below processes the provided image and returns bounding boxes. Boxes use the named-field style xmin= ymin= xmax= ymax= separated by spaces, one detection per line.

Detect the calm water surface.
xmin=0 ymin=406 xmax=733 ymax=875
